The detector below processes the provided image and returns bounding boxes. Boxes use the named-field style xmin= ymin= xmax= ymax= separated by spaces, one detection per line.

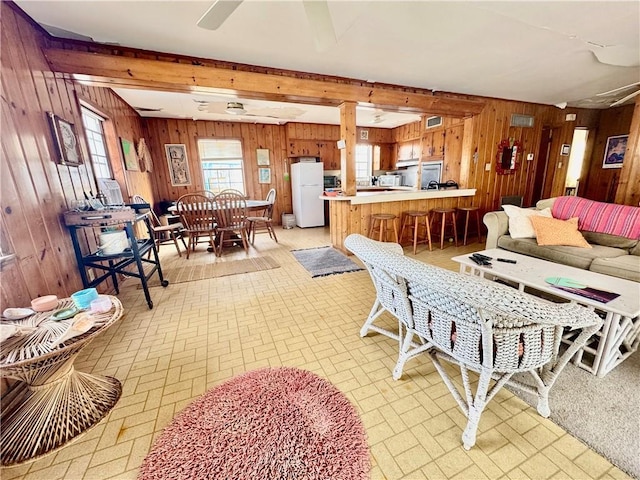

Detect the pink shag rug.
xmin=137 ymin=367 xmax=370 ymax=480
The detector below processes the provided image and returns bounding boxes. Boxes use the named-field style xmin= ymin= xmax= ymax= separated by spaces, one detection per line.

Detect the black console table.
xmin=64 ymin=205 xmax=168 ymax=309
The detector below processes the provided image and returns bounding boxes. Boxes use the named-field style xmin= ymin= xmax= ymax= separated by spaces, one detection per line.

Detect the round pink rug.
xmin=138 ymin=367 xmax=370 ymax=480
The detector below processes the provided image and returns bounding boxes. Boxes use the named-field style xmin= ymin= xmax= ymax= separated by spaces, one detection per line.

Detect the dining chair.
xmin=131 ymin=194 xmax=187 ymax=257
xmin=246 ymin=188 xmax=278 ymax=244
xmin=212 ymin=191 xmax=249 ymax=256
xmin=175 ymin=193 xmax=217 ymax=259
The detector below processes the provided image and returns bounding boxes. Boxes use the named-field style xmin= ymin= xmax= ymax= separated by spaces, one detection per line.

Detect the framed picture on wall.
xmin=258 ymin=167 xmax=271 ymax=184
xmin=47 ymin=112 xmax=83 ymax=166
xmin=602 ymin=135 xmax=628 ymax=169
xmin=120 ymin=138 xmax=140 ymax=171
xmin=257 ymin=148 xmax=270 ymax=166
xmin=165 ymin=144 xmax=191 ymax=186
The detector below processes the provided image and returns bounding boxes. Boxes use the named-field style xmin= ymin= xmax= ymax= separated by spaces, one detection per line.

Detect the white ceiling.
xmin=16 ymin=1 xmax=640 ymax=127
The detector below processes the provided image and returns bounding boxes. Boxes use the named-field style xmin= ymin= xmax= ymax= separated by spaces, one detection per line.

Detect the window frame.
xmin=197 ymin=138 xmax=246 ymax=195
xmin=81 ymin=106 xmax=112 ymax=179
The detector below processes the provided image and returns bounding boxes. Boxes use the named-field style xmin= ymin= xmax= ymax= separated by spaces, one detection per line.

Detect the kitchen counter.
xmin=323 ymin=188 xmax=479 ymax=252
xmin=355 ymin=186 xmax=415 ymax=192
xmin=322 ymin=188 xmax=476 ymax=204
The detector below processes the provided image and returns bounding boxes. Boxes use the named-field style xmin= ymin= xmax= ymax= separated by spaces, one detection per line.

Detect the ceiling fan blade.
xmin=596 ymin=82 xmax=640 ymax=96
xmin=197 ymin=0 xmax=243 ymax=30
xmin=302 ymin=0 xmax=337 ymax=53
xmin=610 ymin=89 xmax=640 ymax=107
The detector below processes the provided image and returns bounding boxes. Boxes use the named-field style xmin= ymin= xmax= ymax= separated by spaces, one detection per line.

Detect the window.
xmin=81 ymin=107 xmax=111 ymax=179
xmin=355 ymin=144 xmax=373 ymax=183
xmin=197 ymin=139 xmax=245 ymax=194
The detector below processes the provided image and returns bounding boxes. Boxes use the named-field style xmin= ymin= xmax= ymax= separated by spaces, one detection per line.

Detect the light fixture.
xmin=225 ymin=102 xmax=246 ymax=115
xmin=554 ymin=102 xmax=568 ymax=109
xmin=371 ymin=114 xmax=384 ymax=124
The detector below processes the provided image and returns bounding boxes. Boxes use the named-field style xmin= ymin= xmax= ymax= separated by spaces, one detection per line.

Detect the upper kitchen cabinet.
xmin=397 ymin=139 xmax=421 ymax=161
xmin=422 ymin=129 xmax=446 ymax=159
xmin=373 ymin=144 xmax=394 ymax=172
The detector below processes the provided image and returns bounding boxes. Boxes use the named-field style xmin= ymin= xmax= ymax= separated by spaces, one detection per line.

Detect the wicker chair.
xmin=344 ymin=233 xmax=602 ymax=450
xmin=246 ymin=188 xmax=278 ymax=244
xmin=175 ymin=193 xmax=217 ymax=259
xmin=212 ymin=191 xmax=249 ymax=256
xmin=352 ymin=239 xmax=414 ymax=364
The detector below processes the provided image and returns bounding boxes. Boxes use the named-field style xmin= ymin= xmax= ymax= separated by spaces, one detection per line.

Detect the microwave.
xmin=378 ymin=175 xmax=401 ymax=187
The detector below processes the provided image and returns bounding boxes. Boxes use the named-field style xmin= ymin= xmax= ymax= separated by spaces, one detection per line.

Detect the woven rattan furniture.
xmin=246 ymin=188 xmax=278 ymax=245
xmin=345 ymin=234 xmax=602 ymax=450
xmin=368 ymin=213 xmax=399 ymax=243
xmin=399 ymin=210 xmax=432 ymax=254
xmin=0 ymin=296 xmax=124 ymax=466
xmin=356 ymin=239 xmax=412 ymax=351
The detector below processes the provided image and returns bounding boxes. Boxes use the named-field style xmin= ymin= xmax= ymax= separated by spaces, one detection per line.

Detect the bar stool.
xmin=458 ymin=206 xmax=483 ymax=246
xmin=369 ymin=213 xmax=399 ymax=243
xmin=399 ymin=211 xmax=432 ymax=254
xmin=430 ymin=208 xmax=458 ymax=249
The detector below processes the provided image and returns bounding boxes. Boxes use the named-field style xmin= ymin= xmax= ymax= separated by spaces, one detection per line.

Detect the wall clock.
xmin=47 ymin=112 xmax=82 ymax=166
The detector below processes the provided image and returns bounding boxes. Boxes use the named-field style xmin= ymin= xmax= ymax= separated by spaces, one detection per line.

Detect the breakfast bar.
xmin=323 ymin=188 xmax=477 ymax=252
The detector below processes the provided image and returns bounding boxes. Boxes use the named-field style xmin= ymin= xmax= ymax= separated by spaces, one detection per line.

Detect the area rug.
xmin=140 ymin=256 xmax=280 ymax=288
xmin=137 ymin=367 xmax=370 ymax=480
xmin=291 ymin=246 xmax=363 ymax=277
xmin=508 ymin=352 xmax=640 ymax=478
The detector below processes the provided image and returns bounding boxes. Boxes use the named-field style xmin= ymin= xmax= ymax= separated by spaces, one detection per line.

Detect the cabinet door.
xmin=398 ymin=141 xmax=414 ymax=161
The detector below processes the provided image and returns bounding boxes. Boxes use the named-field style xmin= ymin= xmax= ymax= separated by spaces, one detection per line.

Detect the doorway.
xmin=531 ymin=127 xmax=552 ymax=205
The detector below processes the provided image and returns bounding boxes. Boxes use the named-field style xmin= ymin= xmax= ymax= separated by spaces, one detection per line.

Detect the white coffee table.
xmin=452 ymin=249 xmax=640 ymax=377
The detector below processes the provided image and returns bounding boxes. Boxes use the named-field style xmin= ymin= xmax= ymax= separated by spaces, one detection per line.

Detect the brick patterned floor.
xmin=1 ymin=227 xmax=631 ymax=480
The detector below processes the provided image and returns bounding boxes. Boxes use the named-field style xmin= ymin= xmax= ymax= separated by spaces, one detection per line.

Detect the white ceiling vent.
xmin=426 ymin=116 xmax=443 ymax=128
xmin=510 ymin=114 xmax=535 ymax=128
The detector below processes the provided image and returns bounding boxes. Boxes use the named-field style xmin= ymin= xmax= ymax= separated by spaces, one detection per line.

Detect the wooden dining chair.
xmin=246 ymin=188 xmax=278 ymax=244
xmin=212 ymin=191 xmax=249 ymax=256
xmin=131 ymin=194 xmax=187 ymax=257
xmin=175 ymin=193 xmax=216 ymax=259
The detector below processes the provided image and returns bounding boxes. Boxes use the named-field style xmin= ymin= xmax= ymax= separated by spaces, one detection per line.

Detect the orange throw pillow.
xmin=530 ymin=216 xmax=592 ymax=248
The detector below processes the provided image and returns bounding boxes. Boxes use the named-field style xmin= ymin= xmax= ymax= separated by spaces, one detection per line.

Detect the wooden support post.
xmin=340 ymin=101 xmax=357 ymax=197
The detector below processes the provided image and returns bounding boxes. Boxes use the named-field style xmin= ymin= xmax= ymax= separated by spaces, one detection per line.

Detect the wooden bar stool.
xmin=429 ymin=208 xmax=458 ymax=249
xmin=399 ymin=211 xmax=432 ymax=254
xmin=458 ymin=206 xmax=483 ymax=245
xmin=369 ymin=213 xmax=399 ymax=243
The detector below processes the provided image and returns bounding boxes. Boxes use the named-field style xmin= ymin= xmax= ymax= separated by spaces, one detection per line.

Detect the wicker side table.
xmin=0 ymin=296 xmax=124 ymax=466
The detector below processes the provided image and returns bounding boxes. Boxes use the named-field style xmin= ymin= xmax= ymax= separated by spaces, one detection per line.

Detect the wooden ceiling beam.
xmin=44 ymin=49 xmax=485 ymax=118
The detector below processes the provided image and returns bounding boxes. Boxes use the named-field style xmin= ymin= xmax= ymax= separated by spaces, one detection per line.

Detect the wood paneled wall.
xmin=0 ymin=3 xmax=151 ymax=311
xmin=615 ymin=98 xmax=640 ymax=206
xmin=145 ymin=119 xmax=291 ymax=221
xmin=582 ymin=105 xmax=635 ymax=202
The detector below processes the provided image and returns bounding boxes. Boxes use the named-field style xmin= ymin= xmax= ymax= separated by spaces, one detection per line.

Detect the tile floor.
xmin=1 ymin=227 xmax=631 ymax=480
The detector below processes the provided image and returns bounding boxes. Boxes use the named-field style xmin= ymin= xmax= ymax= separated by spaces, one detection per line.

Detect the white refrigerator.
xmin=291 ymin=162 xmax=325 ymax=228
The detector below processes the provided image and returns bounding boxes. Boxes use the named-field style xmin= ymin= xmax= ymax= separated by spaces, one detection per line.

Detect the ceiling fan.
xmin=194 ymin=100 xmax=305 ymax=120
xmin=197 ymin=0 xmax=337 ymax=52
xmin=596 ymin=82 xmax=640 ymax=107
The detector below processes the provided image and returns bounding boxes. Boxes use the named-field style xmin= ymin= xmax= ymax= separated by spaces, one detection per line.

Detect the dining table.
xmin=167 ymin=199 xmax=271 ymax=214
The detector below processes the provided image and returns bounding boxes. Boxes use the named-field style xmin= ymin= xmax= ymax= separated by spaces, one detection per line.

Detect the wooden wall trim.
xmin=43 ymin=49 xmax=486 ymax=118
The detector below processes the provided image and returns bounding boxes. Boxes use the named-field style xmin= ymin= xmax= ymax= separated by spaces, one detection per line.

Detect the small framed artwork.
xmin=602 ymin=135 xmax=628 ymax=169
xmin=120 ymin=138 xmax=140 ymax=171
xmin=560 ymin=144 xmax=571 ymax=156
xmin=258 ymin=167 xmax=271 ymax=184
xmin=165 ymin=144 xmax=191 ymax=186
xmin=47 ymin=112 xmax=82 ymax=166
xmin=257 ymin=148 xmax=270 ymax=166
